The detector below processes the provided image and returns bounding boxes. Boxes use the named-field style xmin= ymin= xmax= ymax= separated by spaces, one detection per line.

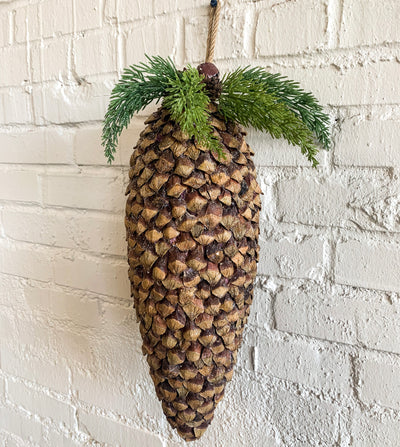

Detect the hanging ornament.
xmin=102 ymin=0 xmax=330 ymax=442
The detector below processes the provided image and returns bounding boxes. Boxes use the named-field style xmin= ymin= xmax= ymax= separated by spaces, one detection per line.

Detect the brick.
xmin=125 ymin=18 xmax=179 ymax=66
xmin=255 ymin=0 xmax=328 ymax=56
xmin=335 ymin=117 xmax=400 ymax=167
xmin=51 ymin=326 xmax=96 ymax=365
xmin=6 ymin=309 xmax=96 ymax=365
xmin=0 ymin=406 xmax=43 ymax=444
xmin=356 ymin=295 xmax=400 ymax=355
xmin=75 ymin=0 xmax=101 ymax=32
xmin=1 ymin=344 xmax=69 ymax=393
xmin=101 ymin=299 xmax=130 ymax=324
xmin=41 ymin=0 xmax=73 ymax=38
xmin=46 ymin=430 xmax=80 ymax=447
xmin=7 ymin=381 xmax=73 ymax=424
xmin=78 ymin=411 xmax=163 ymax=447
xmin=0 ymin=10 xmax=9 ymax=47
xmin=276 ymin=171 xmax=399 ymax=232
xmin=31 ymin=38 xmax=70 ymax=82
xmin=335 ymin=239 xmax=400 ymax=292
xmin=358 ymin=357 xmax=400 ymax=410
xmin=104 ymin=0 xmax=153 ymax=23
xmin=154 ymin=0 xmax=203 ymax=15
xmin=0 ymin=312 xmax=13 ymax=341
xmin=14 ymin=3 xmax=41 ymax=43
xmin=271 ymin=389 xmax=340 ymax=446
xmin=276 ymin=285 xmax=400 ymax=355
xmin=248 ymin=286 xmax=274 ymax=329
xmin=3 ymin=208 xmax=125 ymax=256
xmin=0 ymin=169 xmax=40 ymax=203
xmin=78 ymin=331 xmax=143 ymax=380
xmin=275 ymin=287 xmax=357 ymax=345
xmin=0 ymin=241 xmax=52 ymax=282
xmin=249 ymin=128 xmax=314 ymax=167
xmin=74 ymin=119 xmax=142 ymax=166
xmin=0 ymin=128 xmax=47 ymax=163
xmin=0 ymin=274 xmax=25 ymax=308
xmin=0 ymin=46 xmax=28 ymax=87
xmin=42 ymin=170 xmax=125 ymax=212
xmin=351 ymin=410 xmax=400 ymax=447
xmin=32 ymin=80 xmax=112 ymax=124
xmin=0 ymin=378 xmax=4 ymax=398
xmin=0 ymin=436 xmax=11 ymax=447
xmin=258 ymin=236 xmax=324 ymax=280
xmin=3 ymin=311 xmax=51 ymax=354
xmin=280 ymin=61 xmax=400 ymax=107
xmin=23 ymin=284 xmax=101 ymax=328
xmin=0 ymin=92 xmax=4 ymax=122
xmin=256 ymin=333 xmax=351 ymax=394
xmin=340 ymin=0 xmax=400 ymax=48
xmin=0 ymin=127 xmax=74 ymax=164
xmin=73 ymin=366 xmax=162 ymax=420
xmin=185 ymin=12 xmax=246 ymax=63
xmin=100 ymin=301 xmax=139 ymax=338
xmin=54 ymin=254 xmax=130 ymax=298
xmin=45 ymin=128 xmax=76 ymax=164
xmin=0 ymin=87 xmax=32 ymax=124
xmin=276 ymin=174 xmax=350 ymax=227
xmin=74 ymin=31 xmax=117 ymax=76
xmin=344 ymin=182 xmax=400 ymax=233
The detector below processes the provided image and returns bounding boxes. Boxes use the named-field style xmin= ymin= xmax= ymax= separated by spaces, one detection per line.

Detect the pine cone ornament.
xmin=198 ymin=62 xmax=223 ymax=100
xmin=102 ymin=54 xmax=330 ymax=441
xmin=125 ymin=102 xmax=261 ymax=441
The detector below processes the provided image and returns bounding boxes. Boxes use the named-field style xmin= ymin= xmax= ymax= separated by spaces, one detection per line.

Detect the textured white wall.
xmin=0 ymin=0 xmax=399 ymax=446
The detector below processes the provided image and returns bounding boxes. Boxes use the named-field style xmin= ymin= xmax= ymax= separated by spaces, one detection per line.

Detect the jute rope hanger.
xmin=205 ymin=0 xmax=222 ymax=63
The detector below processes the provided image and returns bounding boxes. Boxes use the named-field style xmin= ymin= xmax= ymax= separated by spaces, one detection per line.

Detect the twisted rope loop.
xmin=205 ymin=0 xmax=221 ymax=63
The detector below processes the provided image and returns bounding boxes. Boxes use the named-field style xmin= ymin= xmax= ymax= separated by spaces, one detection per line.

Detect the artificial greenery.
xmin=163 ymin=67 xmax=223 ymax=158
xmin=102 ymin=56 xmax=330 ymax=166
xmin=102 ymin=56 xmax=178 ymax=163
xmin=234 ymin=67 xmax=330 ymax=149
xmin=219 ymin=68 xmax=320 ymax=167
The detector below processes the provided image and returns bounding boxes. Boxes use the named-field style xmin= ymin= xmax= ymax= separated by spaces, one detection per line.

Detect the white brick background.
xmin=0 ymin=0 xmax=399 ymax=446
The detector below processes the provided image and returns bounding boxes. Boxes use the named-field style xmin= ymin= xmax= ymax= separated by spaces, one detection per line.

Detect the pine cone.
xmin=125 ymin=105 xmax=261 ymax=441
xmin=198 ymin=62 xmax=223 ymax=100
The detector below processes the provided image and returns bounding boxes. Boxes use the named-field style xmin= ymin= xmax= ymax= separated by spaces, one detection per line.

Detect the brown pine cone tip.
xmin=126 ymin=104 xmax=261 ymax=442
xmin=197 ymin=62 xmax=223 ymax=100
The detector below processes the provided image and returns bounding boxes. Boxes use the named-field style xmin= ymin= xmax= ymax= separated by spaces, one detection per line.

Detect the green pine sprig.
xmin=163 ymin=67 xmax=223 ymax=158
xmin=101 ymin=56 xmax=331 ymax=167
xmin=233 ymin=67 xmax=331 ymax=149
xmin=102 ymin=55 xmax=179 ymax=163
xmin=219 ymin=68 xmax=320 ymax=167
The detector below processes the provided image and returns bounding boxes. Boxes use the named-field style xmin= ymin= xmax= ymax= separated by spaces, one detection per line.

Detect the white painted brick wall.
xmin=255 ymin=0 xmax=328 ymax=56
xmin=358 ymin=355 xmax=400 ymax=410
xmin=1 ymin=0 xmax=400 ymax=445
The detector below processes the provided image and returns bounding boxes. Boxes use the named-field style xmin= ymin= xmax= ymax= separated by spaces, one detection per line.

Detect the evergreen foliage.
xmin=219 ymin=68 xmax=320 ymax=167
xmin=232 ymin=67 xmax=330 ymax=149
xmin=163 ymin=67 xmax=223 ymax=157
xmin=102 ymin=56 xmax=331 ymax=167
xmin=102 ymin=56 xmax=178 ymax=163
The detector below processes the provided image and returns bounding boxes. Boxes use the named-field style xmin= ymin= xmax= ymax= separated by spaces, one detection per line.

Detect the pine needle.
xmin=102 ymin=55 xmax=178 ymax=163
xmin=163 ymin=67 xmax=224 ymax=158
xmin=102 ymin=57 xmax=331 ymax=167
xmin=225 ymin=66 xmax=331 ymax=150
xmin=219 ymin=68 xmax=321 ymax=167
